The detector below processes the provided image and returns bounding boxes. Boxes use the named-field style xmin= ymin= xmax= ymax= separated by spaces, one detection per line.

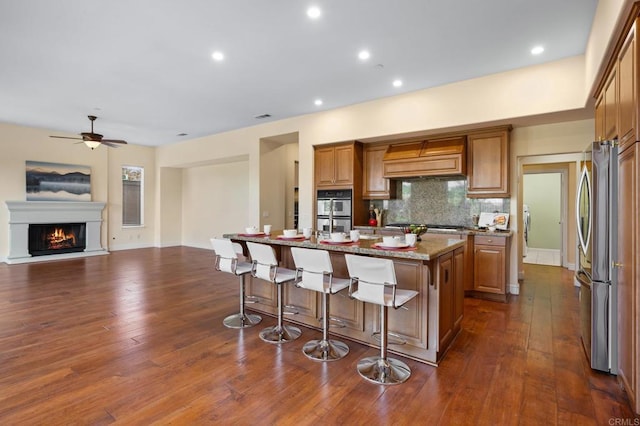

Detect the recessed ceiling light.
xmin=211 ymin=51 xmax=225 ymax=61
xmin=531 ymin=46 xmax=544 ymax=55
xmin=314 ymin=99 xmax=323 ymax=106
xmin=358 ymin=50 xmax=370 ymax=60
xmin=392 ymin=79 xmax=403 ymax=88
xmin=307 ymin=6 xmax=321 ymax=19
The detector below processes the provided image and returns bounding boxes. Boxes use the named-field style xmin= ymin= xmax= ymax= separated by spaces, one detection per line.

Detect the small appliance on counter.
xmin=477 ymin=212 xmax=510 ymax=230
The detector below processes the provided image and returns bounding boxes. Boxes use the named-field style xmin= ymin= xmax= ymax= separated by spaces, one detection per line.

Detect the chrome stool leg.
xmin=303 ymin=293 xmax=349 ymax=361
xmin=260 ymin=282 xmax=301 ymax=343
xmin=224 ymin=274 xmax=262 ymax=329
xmin=356 ymin=305 xmax=411 ymax=385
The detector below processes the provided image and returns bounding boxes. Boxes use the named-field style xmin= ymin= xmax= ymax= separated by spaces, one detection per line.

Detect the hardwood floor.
xmin=0 ymin=247 xmax=637 ymax=424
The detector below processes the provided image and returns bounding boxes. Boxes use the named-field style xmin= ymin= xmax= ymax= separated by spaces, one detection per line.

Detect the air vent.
xmin=177 ymin=133 xmax=188 ymax=137
xmin=254 ymin=114 xmax=272 ymax=119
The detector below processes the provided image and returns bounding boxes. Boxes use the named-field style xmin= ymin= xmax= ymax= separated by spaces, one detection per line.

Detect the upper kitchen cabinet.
xmin=617 ymin=19 xmax=638 ymax=152
xmin=314 ymin=142 xmax=362 ymax=188
xmin=363 ymin=143 xmax=396 ymax=199
xmin=466 ymin=126 xmax=511 ymax=198
xmin=595 ymin=69 xmax=618 ymax=143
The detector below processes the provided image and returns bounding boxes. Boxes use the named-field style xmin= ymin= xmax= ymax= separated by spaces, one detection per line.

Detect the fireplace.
xmin=5 ymin=201 xmax=107 ymax=264
xmin=29 ymin=223 xmax=87 ymax=256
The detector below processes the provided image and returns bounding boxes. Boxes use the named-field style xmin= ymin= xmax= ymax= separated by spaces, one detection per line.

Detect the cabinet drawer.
xmin=474 ymin=235 xmax=506 ymax=246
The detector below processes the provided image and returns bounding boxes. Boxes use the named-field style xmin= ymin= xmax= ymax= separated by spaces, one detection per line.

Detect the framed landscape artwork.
xmin=26 ymin=161 xmax=91 ymax=201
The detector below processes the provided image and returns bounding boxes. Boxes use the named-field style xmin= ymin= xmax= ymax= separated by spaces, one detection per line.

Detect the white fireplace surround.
xmin=5 ymin=201 xmax=108 ymax=264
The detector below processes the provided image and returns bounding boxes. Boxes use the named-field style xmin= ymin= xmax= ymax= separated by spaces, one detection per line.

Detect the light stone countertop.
xmin=223 ymin=230 xmax=466 ymax=261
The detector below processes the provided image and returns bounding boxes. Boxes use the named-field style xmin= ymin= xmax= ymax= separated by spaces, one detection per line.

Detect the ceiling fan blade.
xmin=100 ymin=139 xmax=128 ymax=144
xmin=100 ymin=141 xmax=123 ymax=148
xmin=50 ymin=135 xmax=83 ymax=140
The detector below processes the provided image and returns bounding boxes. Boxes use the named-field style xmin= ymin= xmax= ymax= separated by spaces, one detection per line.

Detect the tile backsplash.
xmin=370 ymin=178 xmax=510 ymax=228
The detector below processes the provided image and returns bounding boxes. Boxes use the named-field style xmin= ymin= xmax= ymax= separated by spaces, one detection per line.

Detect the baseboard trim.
xmin=509 ymin=283 xmax=520 ymax=295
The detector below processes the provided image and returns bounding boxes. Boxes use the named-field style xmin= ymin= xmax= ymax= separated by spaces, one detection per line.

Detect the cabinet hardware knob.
xmin=613 ymin=262 xmax=623 ymax=267
xmin=487 ymin=239 xmax=493 ymax=243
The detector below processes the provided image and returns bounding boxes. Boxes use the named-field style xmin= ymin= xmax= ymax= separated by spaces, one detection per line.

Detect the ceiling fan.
xmin=50 ymin=115 xmax=128 ymax=149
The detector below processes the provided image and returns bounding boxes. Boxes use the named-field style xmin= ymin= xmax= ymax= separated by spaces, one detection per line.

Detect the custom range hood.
xmin=382 ymin=136 xmax=466 ymax=179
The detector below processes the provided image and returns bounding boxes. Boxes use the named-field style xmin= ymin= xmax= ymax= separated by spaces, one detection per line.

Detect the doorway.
xmin=517 ymin=153 xmax=583 ymax=281
xmin=523 ymin=172 xmax=563 ymax=266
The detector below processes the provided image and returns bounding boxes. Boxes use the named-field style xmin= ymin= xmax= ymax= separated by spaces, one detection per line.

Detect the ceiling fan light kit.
xmin=49 ymin=115 xmax=128 ymax=149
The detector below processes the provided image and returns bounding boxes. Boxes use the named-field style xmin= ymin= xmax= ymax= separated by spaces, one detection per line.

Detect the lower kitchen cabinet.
xmin=472 ymin=234 xmax=511 ymax=302
xmin=437 ymin=246 xmax=465 ymax=351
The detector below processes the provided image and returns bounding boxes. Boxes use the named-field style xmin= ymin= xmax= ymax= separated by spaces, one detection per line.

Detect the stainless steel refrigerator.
xmin=575 ymin=140 xmax=618 ymax=374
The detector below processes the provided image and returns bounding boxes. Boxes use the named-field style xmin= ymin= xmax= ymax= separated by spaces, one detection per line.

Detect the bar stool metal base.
xmin=357 ymin=356 xmax=411 ymax=385
xmin=223 ymin=312 xmax=262 ymax=329
xmin=303 ymin=339 xmax=349 ymax=361
xmin=259 ymin=325 xmax=302 ymax=344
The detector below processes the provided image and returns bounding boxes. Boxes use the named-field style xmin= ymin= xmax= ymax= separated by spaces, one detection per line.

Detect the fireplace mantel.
xmin=5 ymin=201 xmax=108 ymax=264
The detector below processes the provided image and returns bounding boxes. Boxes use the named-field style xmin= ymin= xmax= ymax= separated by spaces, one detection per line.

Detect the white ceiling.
xmin=0 ymin=0 xmax=598 ymax=147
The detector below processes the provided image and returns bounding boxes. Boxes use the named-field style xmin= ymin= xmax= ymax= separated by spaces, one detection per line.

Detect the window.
xmin=122 ymin=166 xmax=143 ymax=226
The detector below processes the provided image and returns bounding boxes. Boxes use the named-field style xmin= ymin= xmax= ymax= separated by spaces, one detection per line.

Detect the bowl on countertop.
xmin=283 ymin=229 xmax=298 ymax=238
xmin=330 ymin=232 xmax=347 ymax=242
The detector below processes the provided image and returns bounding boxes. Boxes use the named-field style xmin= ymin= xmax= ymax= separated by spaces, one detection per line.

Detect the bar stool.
xmin=211 ymin=238 xmax=262 ymax=328
xmin=246 ymin=242 xmax=301 ymax=344
xmin=290 ymin=247 xmax=350 ymax=361
xmin=345 ymin=254 xmax=418 ymax=385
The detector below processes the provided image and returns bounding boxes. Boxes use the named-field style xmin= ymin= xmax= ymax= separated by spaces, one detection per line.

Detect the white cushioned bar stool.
xmin=345 ymin=254 xmax=419 ymax=385
xmin=211 ymin=238 xmax=262 ymax=328
xmin=291 ymin=247 xmax=350 ymax=361
xmin=246 ymin=242 xmax=302 ymax=344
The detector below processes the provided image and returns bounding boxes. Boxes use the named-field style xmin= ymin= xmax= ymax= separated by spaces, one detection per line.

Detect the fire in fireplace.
xmin=29 ymin=223 xmax=86 ymax=256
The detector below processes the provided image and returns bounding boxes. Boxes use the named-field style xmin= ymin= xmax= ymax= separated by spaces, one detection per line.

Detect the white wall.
xmin=0 ymin=122 xmax=156 ymax=259
xmin=181 ymin=160 xmax=250 ymax=249
xmin=108 ymin=143 xmax=157 ymax=251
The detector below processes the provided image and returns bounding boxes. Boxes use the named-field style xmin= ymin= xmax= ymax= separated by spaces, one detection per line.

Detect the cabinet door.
xmin=467 ymin=129 xmax=510 ymax=198
xmin=314 ymin=147 xmax=336 ymax=187
xmin=473 ymin=244 xmax=506 ymax=294
xmin=363 ymin=144 xmax=394 ymax=199
xmin=618 ymin=22 xmax=637 ymax=152
xmin=595 ymin=92 xmax=605 ymax=142
xmin=617 ymin=142 xmax=639 ymax=412
xmin=385 ymin=259 xmax=426 ymax=348
xmin=453 ymin=246 xmax=465 ymax=329
xmin=334 ymin=144 xmax=354 ymax=185
xmin=438 ymin=252 xmax=454 ymax=350
xmin=323 ymin=252 xmax=365 ymax=331
xmin=604 ymin=68 xmax=618 ymax=140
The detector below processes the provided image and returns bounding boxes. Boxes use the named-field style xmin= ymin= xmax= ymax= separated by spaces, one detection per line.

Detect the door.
xmin=576 ymin=161 xmax=592 ymax=276
xmin=523 ymin=172 xmax=563 ymax=266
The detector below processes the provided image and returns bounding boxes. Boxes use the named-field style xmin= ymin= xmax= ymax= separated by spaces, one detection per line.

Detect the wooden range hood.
xmin=382 ymin=136 xmax=467 ymax=179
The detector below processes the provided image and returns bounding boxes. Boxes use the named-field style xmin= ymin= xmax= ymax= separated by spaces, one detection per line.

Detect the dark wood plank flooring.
xmin=0 ymin=247 xmax=637 ymax=424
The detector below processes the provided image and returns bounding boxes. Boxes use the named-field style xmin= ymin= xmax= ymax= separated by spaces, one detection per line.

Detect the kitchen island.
xmin=224 ymin=231 xmax=465 ymax=366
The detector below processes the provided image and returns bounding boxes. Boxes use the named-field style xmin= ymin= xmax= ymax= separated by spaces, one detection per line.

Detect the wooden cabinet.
xmin=617 ymin=141 xmax=639 ymax=414
xmin=363 ymin=143 xmax=396 ymax=199
xmin=473 ymin=234 xmax=510 ymax=301
xmin=382 ymin=137 xmax=466 ymax=179
xmin=596 ymin=12 xmax=640 ymax=414
xmin=618 ymin=20 xmax=638 ymax=151
xmin=466 ymin=127 xmax=510 ymax=198
xmin=437 ymin=246 xmax=465 ymax=351
xmin=314 ymin=143 xmax=358 ymax=188
xmin=604 ymin=70 xmax=618 ymax=141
